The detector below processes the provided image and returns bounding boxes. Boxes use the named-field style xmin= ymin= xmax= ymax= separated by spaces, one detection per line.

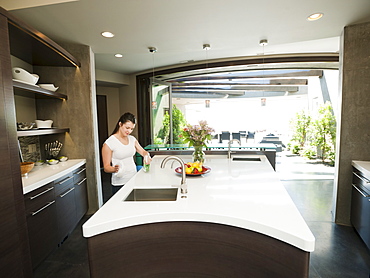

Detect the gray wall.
xmin=334 ymin=21 xmax=370 ymax=225
xmin=35 ymin=43 xmax=102 ymax=213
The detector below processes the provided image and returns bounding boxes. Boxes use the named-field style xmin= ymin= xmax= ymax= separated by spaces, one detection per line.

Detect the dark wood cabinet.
xmin=351 ymin=167 xmax=370 ymax=250
xmin=54 ymin=173 xmax=77 ymax=244
xmin=24 ymin=163 xmax=87 ymax=268
xmin=24 ymin=183 xmax=57 ymax=268
xmin=74 ymin=165 xmax=88 ymax=221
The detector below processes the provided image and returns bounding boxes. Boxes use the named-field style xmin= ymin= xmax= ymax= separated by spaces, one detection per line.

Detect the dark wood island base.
xmin=87 ymin=221 xmax=310 ymax=278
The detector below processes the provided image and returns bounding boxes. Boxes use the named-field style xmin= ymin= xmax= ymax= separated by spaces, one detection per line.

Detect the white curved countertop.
xmin=22 ymin=159 xmax=86 ymax=194
xmin=82 ymin=154 xmax=315 ymax=252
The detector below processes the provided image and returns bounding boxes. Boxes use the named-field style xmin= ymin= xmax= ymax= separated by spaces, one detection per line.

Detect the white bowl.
xmin=12 ymin=67 xmax=39 ymax=85
xmin=47 ymin=159 xmax=59 ymax=165
xmin=39 ymin=84 xmax=59 ymax=92
xmin=59 ymin=156 xmax=68 ymax=162
xmin=35 ymin=120 xmax=53 ymax=128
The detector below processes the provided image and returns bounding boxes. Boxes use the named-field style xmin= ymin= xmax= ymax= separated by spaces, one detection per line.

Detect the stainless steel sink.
xmin=123 ymin=188 xmax=178 ymax=202
xmin=232 ymin=157 xmax=261 ymax=162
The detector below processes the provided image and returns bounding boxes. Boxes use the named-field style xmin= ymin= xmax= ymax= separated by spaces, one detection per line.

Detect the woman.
xmin=102 ymin=112 xmax=151 ymax=195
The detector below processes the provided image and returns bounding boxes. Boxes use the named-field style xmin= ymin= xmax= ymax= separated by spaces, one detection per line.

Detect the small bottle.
xmin=143 ymin=154 xmax=150 ymax=172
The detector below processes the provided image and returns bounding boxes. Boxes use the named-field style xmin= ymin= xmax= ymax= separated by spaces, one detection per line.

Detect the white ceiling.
xmin=4 ymin=0 xmax=370 ymax=75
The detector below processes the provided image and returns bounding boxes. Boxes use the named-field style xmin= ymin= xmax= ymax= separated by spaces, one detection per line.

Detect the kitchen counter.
xmin=83 ymin=154 xmax=314 ymax=252
xmin=352 ymin=160 xmax=370 ymax=178
xmin=22 ymin=159 xmax=86 ymax=194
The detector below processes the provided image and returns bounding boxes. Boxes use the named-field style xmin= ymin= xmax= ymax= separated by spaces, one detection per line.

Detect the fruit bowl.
xmin=35 ymin=160 xmax=44 ymax=166
xmin=175 ymin=166 xmax=211 ymax=176
xmin=47 ymin=159 xmax=59 ymax=165
xmin=20 ymin=162 xmax=34 ymax=177
xmin=58 ymin=156 xmax=68 ymax=162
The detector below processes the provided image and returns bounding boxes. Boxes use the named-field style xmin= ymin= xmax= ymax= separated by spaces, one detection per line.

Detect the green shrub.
xmin=302 ymin=148 xmax=316 ymax=159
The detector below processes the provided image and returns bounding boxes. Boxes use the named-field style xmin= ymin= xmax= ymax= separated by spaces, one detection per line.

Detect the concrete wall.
xmin=334 ymin=21 xmax=370 ymax=225
xmin=34 ymin=43 xmax=102 ymax=213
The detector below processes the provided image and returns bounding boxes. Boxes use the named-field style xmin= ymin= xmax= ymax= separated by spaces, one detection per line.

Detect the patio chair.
xmin=221 ymin=131 xmax=230 ymax=142
xmin=232 ymin=132 xmax=241 ymax=141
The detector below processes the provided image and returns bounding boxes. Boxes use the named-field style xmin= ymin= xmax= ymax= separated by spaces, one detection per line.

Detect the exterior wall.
xmin=334 ymin=21 xmax=370 ymax=225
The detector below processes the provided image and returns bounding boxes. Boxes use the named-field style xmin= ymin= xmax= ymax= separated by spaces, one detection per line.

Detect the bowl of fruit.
xmin=47 ymin=159 xmax=59 ymax=165
xmin=175 ymin=161 xmax=211 ymax=176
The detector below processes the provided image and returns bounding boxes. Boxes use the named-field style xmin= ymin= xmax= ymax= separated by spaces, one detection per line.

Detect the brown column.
xmin=334 ymin=21 xmax=370 ymax=225
xmin=0 ymin=14 xmax=33 ymax=277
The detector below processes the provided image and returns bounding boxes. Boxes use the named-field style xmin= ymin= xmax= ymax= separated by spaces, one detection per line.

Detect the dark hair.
xmin=111 ymin=112 xmax=136 ymax=135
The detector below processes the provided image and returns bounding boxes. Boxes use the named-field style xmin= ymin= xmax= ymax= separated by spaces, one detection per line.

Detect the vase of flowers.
xmin=180 ymin=120 xmax=215 ymax=163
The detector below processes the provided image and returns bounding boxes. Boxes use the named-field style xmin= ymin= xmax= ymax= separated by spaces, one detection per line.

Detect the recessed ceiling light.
xmin=101 ymin=31 xmax=115 ymax=38
xmin=307 ymin=13 xmax=324 ymax=21
xmin=114 ymin=54 xmax=123 ymax=58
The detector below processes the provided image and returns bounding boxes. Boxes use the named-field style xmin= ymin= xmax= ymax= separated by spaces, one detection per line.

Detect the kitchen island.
xmin=83 ymin=154 xmax=314 ymax=277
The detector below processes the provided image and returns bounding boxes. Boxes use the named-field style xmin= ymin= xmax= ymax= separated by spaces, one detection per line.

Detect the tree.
xmin=156 ymin=105 xmax=186 ymax=144
xmin=310 ymin=102 xmax=336 ymax=163
xmin=290 ymin=110 xmax=311 ymax=148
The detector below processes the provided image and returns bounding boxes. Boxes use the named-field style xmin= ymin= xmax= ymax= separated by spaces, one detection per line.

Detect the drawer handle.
xmin=31 ymin=201 xmax=55 ymax=216
xmin=29 ymin=187 xmax=54 ymax=200
xmin=57 ymin=176 xmax=73 ymax=185
xmin=77 ymin=177 xmax=87 ymax=186
xmin=353 ymin=172 xmax=370 ymax=183
xmin=76 ymin=168 xmax=86 ymax=175
xmin=352 ymin=184 xmax=370 ymax=197
xmin=59 ymin=187 xmax=75 ymax=198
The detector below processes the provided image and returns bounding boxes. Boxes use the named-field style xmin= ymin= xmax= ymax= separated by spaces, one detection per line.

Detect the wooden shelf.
xmin=0 ymin=7 xmax=80 ymax=67
xmin=17 ymin=128 xmax=70 ymax=137
xmin=13 ymin=80 xmax=67 ymax=99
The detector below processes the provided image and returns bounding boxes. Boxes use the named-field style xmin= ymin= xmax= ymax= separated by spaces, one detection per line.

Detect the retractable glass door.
xmin=150 ymin=79 xmax=173 ymax=145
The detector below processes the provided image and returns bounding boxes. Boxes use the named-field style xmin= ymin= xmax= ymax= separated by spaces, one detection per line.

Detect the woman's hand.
xmin=144 ymin=152 xmax=152 ymax=164
xmin=113 ymin=164 xmax=120 ymax=173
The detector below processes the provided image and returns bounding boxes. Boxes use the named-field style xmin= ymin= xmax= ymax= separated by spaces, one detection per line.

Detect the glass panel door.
xmin=150 ymin=79 xmax=173 ymax=145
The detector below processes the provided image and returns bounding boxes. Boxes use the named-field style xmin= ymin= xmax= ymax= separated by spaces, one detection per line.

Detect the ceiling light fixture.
xmin=101 ymin=31 xmax=115 ymax=38
xmin=149 ymin=46 xmax=157 ymax=84
xmin=114 ymin=53 xmax=123 ymax=58
xmin=259 ymin=39 xmax=268 ymax=106
xmin=203 ymin=44 xmax=211 ymax=107
xmin=307 ymin=12 xmax=323 ymax=21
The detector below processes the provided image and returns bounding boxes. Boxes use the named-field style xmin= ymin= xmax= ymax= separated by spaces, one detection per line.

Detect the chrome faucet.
xmin=160 ymin=156 xmax=187 ymax=194
xmin=228 ymin=139 xmax=241 ymax=159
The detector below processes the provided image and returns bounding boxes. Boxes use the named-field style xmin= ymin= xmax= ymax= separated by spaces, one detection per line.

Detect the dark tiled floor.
xmin=33 ymin=155 xmax=370 ymax=277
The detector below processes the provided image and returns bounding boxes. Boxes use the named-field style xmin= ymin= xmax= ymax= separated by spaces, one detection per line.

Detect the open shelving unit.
xmin=13 ymin=80 xmax=67 ymax=100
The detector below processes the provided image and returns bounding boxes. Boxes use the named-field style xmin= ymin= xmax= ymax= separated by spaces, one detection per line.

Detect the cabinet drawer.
xmin=73 ymin=164 xmax=86 ymax=183
xmin=54 ymin=172 xmax=74 ymax=195
xmin=24 ymin=182 xmax=55 ymax=213
xmin=352 ymin=167 xmax=370 ymax=194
